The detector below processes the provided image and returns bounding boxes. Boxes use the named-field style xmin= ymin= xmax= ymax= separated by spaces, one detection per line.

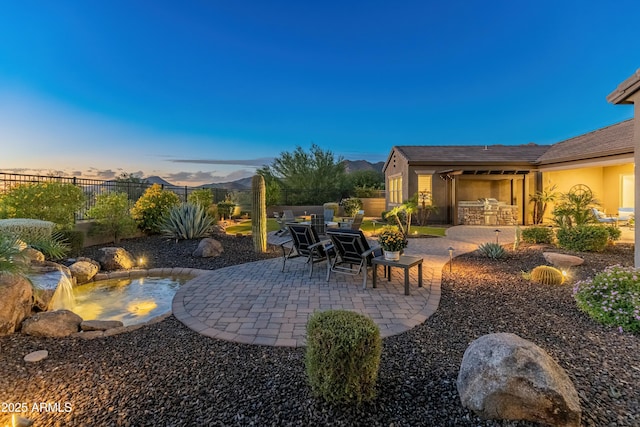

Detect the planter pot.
xmin=384 ymin=250 xmax=400 ymax=261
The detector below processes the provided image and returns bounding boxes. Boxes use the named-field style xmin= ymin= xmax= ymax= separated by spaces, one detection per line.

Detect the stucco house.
xmin=383 ymin=118 xmax=634 ymax=225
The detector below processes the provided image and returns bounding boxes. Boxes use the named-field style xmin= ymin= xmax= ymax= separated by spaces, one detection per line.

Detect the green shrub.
xmin=305 ymin=310 xmax=382 ymax=404
xmin=605 ymin=225 xmax=622 ymax=242
xmin=87 ymin=192 xmax=137 ymax=243
xmin=530 ymin=265 xmax=565 ymax=285
xmin=131 ymin=184 xmax=181 ymax=234
xmin=556 ymin=225 xmax=609 ymax=252
xmin=341 ymin=198 xmax=363 ymax=217
xmin=216 ymin=201 xmax=236 ymax=220
xmin=477 ymin=242 xmax=506 ymax=259
xmin=56 ymin=230 xmax=85 ymax=257
xmin=25 ymin=231 xmax=70 ymax=260
xmin=0 ymin=182 xmax=85 ymax=229
xmin=323 ymin=202 xmax=340 ymax=217
xmin=162 ymin=203 xmax=215 ymax=240
xmin=521 ymin=226 xmax=554 ymax=244
xmin=573 ymin=265 xmax=640 ymax=333
xmin=0 ymin=218 xmax=55 ymax=242
xmin=187 ymin=188 xmax=214 ymax=210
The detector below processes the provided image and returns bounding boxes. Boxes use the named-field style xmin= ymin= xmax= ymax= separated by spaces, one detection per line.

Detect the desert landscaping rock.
xmin=23 ymin=349 xmax=48 ymax=363
xmin=97 ymin=247 xmax=136 ymax=270
xmin=543 ymin=252 xmax=584 ymax=268
xmin=457 ymin=332 xmax=581 ymax=426
xmin=192 ymin=237 xmax=224 ymax=258
xmin=21 ymin=310 xmax=83 ymax=338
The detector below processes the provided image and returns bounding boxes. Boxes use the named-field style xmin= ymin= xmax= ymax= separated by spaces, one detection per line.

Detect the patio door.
xmin=621 ymin=174 xmax=635 ymax=207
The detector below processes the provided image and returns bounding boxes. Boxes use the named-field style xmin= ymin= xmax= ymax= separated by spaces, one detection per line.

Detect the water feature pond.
xmin=72 ymin=275 xmax=192 ymax=326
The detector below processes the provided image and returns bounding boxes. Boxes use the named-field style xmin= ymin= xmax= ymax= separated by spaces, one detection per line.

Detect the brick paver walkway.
xmin=173 ymin=226 xmax=517 ymax=347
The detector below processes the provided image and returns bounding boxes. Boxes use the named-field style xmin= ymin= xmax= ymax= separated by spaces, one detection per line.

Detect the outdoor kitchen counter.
xmin=457 ymin=201 xmax=518 ymax=225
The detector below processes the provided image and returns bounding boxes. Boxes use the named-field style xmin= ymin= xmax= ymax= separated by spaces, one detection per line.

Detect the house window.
xmin=389 ymin=176 xmax=402 ymax=204
xmin=417 ymin=174 xmax=433 ymax=204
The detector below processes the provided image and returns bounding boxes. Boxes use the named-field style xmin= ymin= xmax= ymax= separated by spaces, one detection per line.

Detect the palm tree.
xmin=529 ymin=185 xmax=558 ymax=224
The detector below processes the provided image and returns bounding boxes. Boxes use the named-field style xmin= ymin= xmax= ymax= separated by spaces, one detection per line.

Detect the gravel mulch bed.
xmin=0 ymin=236 xmax=638 ymax=426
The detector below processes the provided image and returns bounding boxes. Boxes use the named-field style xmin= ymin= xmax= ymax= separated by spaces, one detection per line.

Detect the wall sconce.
xmin=448 ymin=246 xmax=454 ymax=272
xmin=494 ymin=229 xmax=501 ymax=244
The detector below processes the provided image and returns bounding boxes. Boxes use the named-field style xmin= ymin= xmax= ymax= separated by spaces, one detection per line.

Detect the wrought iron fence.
xmin=0 ymin=172 xmax=385 ymax=221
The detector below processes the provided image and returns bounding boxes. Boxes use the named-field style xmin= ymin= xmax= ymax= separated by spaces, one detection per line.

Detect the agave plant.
xmin=162 ymin=202 xmax=215 ymax=240
xmin=0 ymin=233 xmax=28 ymax=276
xmin=477 ymin=242 xmax=506 ymax=260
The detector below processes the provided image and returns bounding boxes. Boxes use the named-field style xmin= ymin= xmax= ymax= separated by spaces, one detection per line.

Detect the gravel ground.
xmin=0 ymin=235 xmax=638 ymax=426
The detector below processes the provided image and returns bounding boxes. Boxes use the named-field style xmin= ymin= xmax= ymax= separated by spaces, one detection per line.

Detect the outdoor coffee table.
xmin=371 ymin=255 xmax=423 ymax=295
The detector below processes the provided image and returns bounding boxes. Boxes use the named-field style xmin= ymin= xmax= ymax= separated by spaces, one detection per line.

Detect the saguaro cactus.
xmin=252 ymin=174 xmax=267 ymax=253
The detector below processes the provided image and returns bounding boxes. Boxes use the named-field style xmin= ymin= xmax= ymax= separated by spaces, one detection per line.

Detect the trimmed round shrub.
xmin=530 ymin=265 xmax=565 ymax=285
xmin=341 ymin=198 xmax=363 ymax=217
xmin=573 ymin=265 xmax=640 ymax=333
xmin=306 ymin=310 xmax=382 ymax=404
xmin=556 ymin=225 xmax=609 ymax=252
xmin=323 ymin=202 xmax=340 ymax=217
xmin=131 ymin=184 xmax=181 ymax=234
xmin=521 ymin=226 xmax=554 ymax=244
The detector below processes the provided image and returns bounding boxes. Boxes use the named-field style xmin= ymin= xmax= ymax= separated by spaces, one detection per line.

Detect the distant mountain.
xmin=198 ymin=176 xmax=253 ymax=190
xmin=145 ymin=175 xmax=175 ymax=186
xmin=342 ymin=160 xmax=384 ymax=173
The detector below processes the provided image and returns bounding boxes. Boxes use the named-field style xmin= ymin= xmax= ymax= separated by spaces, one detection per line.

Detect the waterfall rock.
xmin=22 ymin=247 xmax=45 ymax=262
xmin=81 ymin=320 xmax=124 ymax=331
xmin=98 ymin=247 xmax=136 ymax=270
xmin=193 ymin=238 xmax=224 ymax=258
xmin=27 ymin=263 xmax=74 ymax=311
xmin=457 ymin=332 xmax=581 ymax=427
xmin=21 ymin=310 xmax=83 ymax=337
xmin=69 ymin=259 xmax=100 ymax=284
xmin=0 ymin=274 xmax=33 ymax=336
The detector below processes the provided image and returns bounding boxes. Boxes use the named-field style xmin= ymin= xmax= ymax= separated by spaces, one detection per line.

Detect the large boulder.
xmin=21 ymin=310 xmax=83 ymax=337
xmin=457 ymin=333 xmax=581 ymax=427
xmin=97 ymin=247 xmax=136 ymax=270
xmin=543 ymin=252 xmax=584 ymax=268
xmin=22 ymin=247 xmax=45 ymax=262
xmin=69 ymin=259 xmax=100 ymax=284
xmin=193 ymin=238 xmax=224 ymax=258
xmin=0 ymin=273 xmax=33 ymax=336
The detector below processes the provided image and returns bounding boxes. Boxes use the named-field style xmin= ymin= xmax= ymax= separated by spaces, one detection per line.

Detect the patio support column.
xmin=608 ymin=69 xmax=640 ymax=267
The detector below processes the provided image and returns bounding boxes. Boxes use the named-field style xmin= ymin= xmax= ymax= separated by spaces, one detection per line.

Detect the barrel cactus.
xmin=251 ymin=175 xmax=267 ymax=253
xmin=530 ymin=265 xmax=565 ymax=285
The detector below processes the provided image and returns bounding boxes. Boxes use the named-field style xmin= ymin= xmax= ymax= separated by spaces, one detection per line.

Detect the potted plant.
xmin=377 ymin=226 xmax=408 ymax=261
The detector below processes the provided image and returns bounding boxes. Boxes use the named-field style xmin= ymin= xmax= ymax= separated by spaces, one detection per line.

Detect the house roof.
xmin=536 ymin=119 xmax=634 ymax=165
xmin=391 ymin=144 xmax=550 ymax=165
xmin=607 ymin=69 xmax=640 ymax=104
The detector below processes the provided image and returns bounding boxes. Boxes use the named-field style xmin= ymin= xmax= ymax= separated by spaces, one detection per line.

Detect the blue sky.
xmin=0 ymin=1 xmax=637 ymax=185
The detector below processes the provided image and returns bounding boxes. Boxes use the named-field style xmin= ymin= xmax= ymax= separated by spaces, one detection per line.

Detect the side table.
xmin=371 ymin=255 xmax=423 ymax=295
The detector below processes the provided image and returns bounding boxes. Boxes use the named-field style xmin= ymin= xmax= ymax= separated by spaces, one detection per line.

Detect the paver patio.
xmin=172 ymin=226 xmax=539 ymax=347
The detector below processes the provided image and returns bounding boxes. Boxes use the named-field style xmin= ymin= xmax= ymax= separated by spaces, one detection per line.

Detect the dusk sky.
xmin=0 ymin=1 xmax=637 ymax=186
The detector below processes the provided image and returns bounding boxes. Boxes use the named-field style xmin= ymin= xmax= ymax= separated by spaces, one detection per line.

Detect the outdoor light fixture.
xmin=448 ymin=246 xmax=454 ymax=272
xmin=494 ymin=229 xmax=501 ymax=244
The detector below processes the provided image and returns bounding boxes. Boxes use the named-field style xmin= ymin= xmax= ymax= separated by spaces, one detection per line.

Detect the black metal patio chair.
xmin=280 ymin=223 xmax=332 ymax=278
xmin=325 ymin=228 xmax=382 ymax=289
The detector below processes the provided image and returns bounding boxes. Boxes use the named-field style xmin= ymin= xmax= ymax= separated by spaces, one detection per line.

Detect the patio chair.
xmin=280 ymin=223 xmax=332 ymax=278
xmin=349 ymin=211 xmax=365 ymax=230
xmin=325 ymin=228 xmax=382 ymax=289
xmin=274 ymin=210 xmax=296 ymax=236
xmin=323 ymin=208 xmax=334 ymax=222
xmin=311 ymin=214 xmax=326 ymax=235
xmin=591 ymin=208 xmax=616 ymax=224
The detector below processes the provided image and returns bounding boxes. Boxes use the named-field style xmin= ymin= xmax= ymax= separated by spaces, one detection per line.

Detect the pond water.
xmin=72 ymin=276 xmax=191 ymax=326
